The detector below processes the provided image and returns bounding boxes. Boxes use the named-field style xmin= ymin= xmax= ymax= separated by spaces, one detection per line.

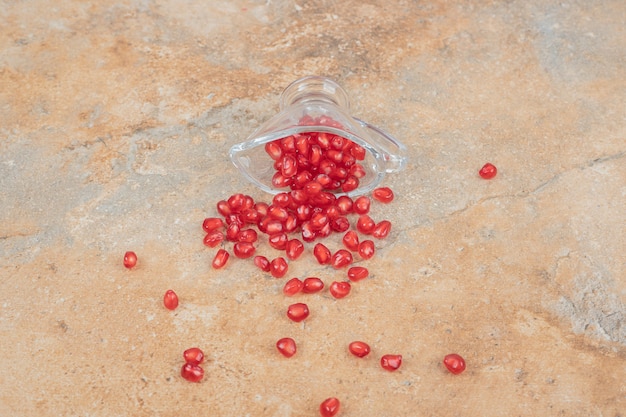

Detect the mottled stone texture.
xmin=1 ymin=1 xmax=624 ymax=416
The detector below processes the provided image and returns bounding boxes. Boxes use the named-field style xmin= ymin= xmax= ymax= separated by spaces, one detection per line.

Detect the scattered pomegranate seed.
xmin=212 ymin=249 xmax=230 ymax=269
xmin=203 ymin=230 xmax=224 ymax=247
xmin=380 ymin=354 xmax=402 ymax=371
xmin=270 ymin=257 xmax=288 ymax=278
xmin=342 ymin=230 xmax=360 ymax=251
xmin=371 ymin=220 xmax=391 ymax=239
xmin=336 ymin=195 xmax=353 ymax=214
xmin=268 ymin=232 xmax=289 ymax=250
xmin=285 ymin=239 xmax=305 ymax=260
xmin=253 ymin=255 xmax=271 ymax=272
xmin=331 ymin=249 xmax=353 ymax=269
xmin=348 ymin=341 xmax=371 ymax=358
xmin=302 ymin=277 xmax=325 ymax=294
xmin=356 ymin=214 xmax=376 ymax=235
xmin=181 ymin=362 xmax=204 ymax=382
xmin=123 ymin=251 xmax=137 ymax=269
xmin=443 ymin=353 xmax=466 ymax=375
xmin=283 ymin=277 xmax=304 ymax=296
xmin=319 ymin=397 xmax=340 ymax=417
xmin=287 ymin=302 xmax=310 ymax=322
xmin=353 ymin=196 xmax=371 ymax=214
xmin=313 ymin=243 xmax=332 ymax=264
xmin=479 ymin=162 xmax=497 ymax=179
xmin=372 ymin=187 xmax=394 ymax=203
xmin=183 ymin=347 xmax=204 ymax=365
xmin=347 ymin=266 xmax=369 ymax=282
xmin=202 ymin=217 xmax=225 ymax=233
xmin=329 ymin=281 xmax=351 ymax=298
xmin=276 ymin=337 xmax=297 ymax=358
xmin=233 ymin=241 xmax=256 ymax=259
xmin=358 ymin=240 xmax=375 ymax=259
xmin=163 ymin=289 xmax=179 ymax=310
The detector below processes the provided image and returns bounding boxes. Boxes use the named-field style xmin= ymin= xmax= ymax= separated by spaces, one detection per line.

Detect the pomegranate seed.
xmin=183 ymin=347 xmax=204 ymax=365
xmin=443 ymin=353 xmax=466 ymax=375
xmin=295 ymin=204 xmax=313 ymax=222
xmin=356 ymin=214 xmax=376 ymax=234
xmin=285 ymin=239 xmax=305 ymax=260
xmin=227 ymin=193 xmax=246 ymax=212
xmin=287 ymin=302 xmax=310 ymax=322
xmin=336 ymin=196 xmax=353 ymax=214
xmin=350 ymin=143 xmax=366 ymax=160
xmin=319 ymin=397 xmax=340 ymax=417
xmin=202 ymin=217 xmax=224 ymax=233
xmin=283 ymin=277 xmax=304 ymax=296
xmin=123 ymin=251 xmax=137 ymax=269
xmin=329 ymin=281 xmax=351 ymax=299
xmin=348 ymin=341 xmax=371 ymax=358
xmin=284 ymin=214 xmax=298 ymax=233
xmin=330 ymin=216 xmax=350 ymax=233
xmin=380 ymin=354 xmax=402 ymax=371
xmin=180 ymin=363 xmax=204 ymax=382
xmin=163 ymin=289 xmax=179 ymax=310
xmin=241 ymin=208 xmax=259 ymax=224
xmin=255 ymin=202 xmax=269 ymax=217
xmin=276 ymin=337 xmax=297 ymax=358
xmin=342 ymin=230 xmax=360 ymax=251
xmin=331 ymin=249 xmax=353 ymax=269
xmin=349 ymin=163 xmax=366 ymax=178
xmin=479 ymin=162 xmax=497 ymax=179
xmin=265 ymin=219 xmax=285 ymax=235
xmin=233 ymin=241 xmax=256 ymax=259
xmin=280 ymin=154 xmax=298 ymax=177
xmin=304 ymin=180 xmax=323 ymax=195
xmin=268 ymin=205 xmax=289 ymax=221
xmin=302 ymin=277 xmax=324 ymax=294
xmin=226 ymin=222 xmax=241 ymax=241
xmin=212 ymin=249 xmax=229 ymax=269
xmin=268 ymin=233 xmax=289 ymax=250
xmin=254 ymin=255 xmax=271 ymax=272
xmin=301 ymin=221 xmax=316 ymax=242
xmin=216 ymin=200 xmax=232 ymax=217
xmin=347 ymin=266 xmax=369 ymax=282
xmin=353 ymin=196 xmax=370 ymax=214
xmin=358 ymin=240 xmax=375 ymax=259
xmin=270 ymin=257 xmax=288 ymax=278
xmin=309 ymin=211 xmax=329 ymax=230
xmin=341 ymin=175 xmax=359 ymax=193
xmin=372 ymin=187 xmax=394 ymax=203
xmin=238 ymin=228 xmax=258 ymax=243
xmin=203 ymin=230 xmax=225 ymax=247
xmin=313 ymin=243 xmax=332 ymax=264
xmin=372 ymin=220 xmax=391 ymax=239
xmin=265 ymin=141 xmax=283 ymax=160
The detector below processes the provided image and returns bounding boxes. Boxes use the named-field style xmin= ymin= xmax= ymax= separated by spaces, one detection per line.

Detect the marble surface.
xmin=1 ymin=0 xmax=625 ymax=416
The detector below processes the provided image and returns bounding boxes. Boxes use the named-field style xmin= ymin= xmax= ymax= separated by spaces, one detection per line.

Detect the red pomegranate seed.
xmin=372 ymin=187 xmax=394 ymax=203
xmin=225 ymin=222 xmax=241 ymax=241
xmin=302 ymin=277 xmax=324 ymax=294
xmin=304 ymin=180 xmax=323 ymax=195
xmin=265 ymin=141 xmax=283 ymax=160
xmin=238 ymin=228 xmax=258 ymax=243
xmin=380 ymin=354 xmax=402 ymax=371
xmin=233 ymin=241 xmax=256 ymax=259
xmin=203 ymin=230 xmax=224 ymax=247
xmin=163 ymin=289 xmax=179 ymax=310
xmin=283 ymin=277 xmax=304 ymax=296
xmin=479 ymin=162 xmax=497 ymax=179
xmin=341 ymin=175 xmax=359 ymax=193
xmin=347 ymin=266 xmax=369 ymax=282
xmin=330 ymin=216 xmax=350 ymax=233
xmin=342 ymin=230 xmax=360 ymax=251
xmin=349 ymin=163 xmax=366 ymax=178
xmin=123 ymin=251 xmax=137 ymax=269
xmin=202 ymin=217 xmax=224 ymax=233
xmin=285 ymin=239 xmax=305 ymax=260
xmin=331 ymin=249 xmax=353 ymax=269
xmin=180 ymin=363 xmax=204 ymax=382
xmin=268 ymin=205 xmax=289 ymax=221
xmin=356 ymin=214 xmax=376 ymax=234
xmin=270 ymin=257 xmax=288 ymax=278
xmin=284 ymin=214 xmax=298 ymax=233
xmin=241 ymin=208 xmax=259 ymax=224
xmin=265 ymin=219 xmax=285 ymax=235
xmin=183 ymin=347 xmax=204 ymax=365
xmin=353 ymin=196 xmax=370 ymax=214
xmin=268 ymin=233 xmax=289 ymax=250
xmin=443 ymin=353 xmax=466 ymax=375
xmin=301 ymin=221 xmax=316 ymax=242
xmin=313 ymin=243 xmax=332 ymax=264
xmin=348 ymin=341 xmax=371 ymax=358
xmin=227 ymin=193 xmax=246 ymax=212
xmin=350 ymin=143 xmax=366 ymax=160
xmin=254 ymin=255 xmax=271 ymax=272
xmin=319 ymin=397 xmax=340 ymax=417
xmin=255 ymin=202 xmax=269 ymax=217
xmin=309 ymin=211 xmax=329 ymax=230
xmin=358 ymin=240 xmax=375 ymax=259
xmin=372 ymin=220 xmax=391 ymax=239
xmin=276 ymin=337 xmax=297 ymax=358
xmin=212 ymin=249 xmax=229 ymax=269
xmin=336 ymin=196 xmax=353 ymax=214
xmin=280 ymin=154 xmax=298 ymax=177
xmin=286 ymin=302 xmax=310 ymax=322
xmin=216 ymin=200 xmax=232 ymax=217
xmin=329 ymin=281 xmax=351 ymax=299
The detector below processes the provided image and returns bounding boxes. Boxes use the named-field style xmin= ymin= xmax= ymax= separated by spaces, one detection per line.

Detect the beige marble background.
xmin=1 ymin=0 xmax=625 ymax=416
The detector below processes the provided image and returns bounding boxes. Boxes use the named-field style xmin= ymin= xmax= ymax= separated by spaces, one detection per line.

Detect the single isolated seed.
xmin=380 ymin=354 xmax=402 ymax=371
xmin=202 ymin=217 xmax=224 ymax=233
xmin=212 ymin=249 xmax=230 ymax=269
xmin=347 ymin=266 xmax=369 ymax=282
xmin=163 ymin=289 xmax=179 ymax=310
xmin=479 ymin=162 xmax=497 ymax=179
xmin=372 ymin=187 xmax=394 ymax=203
xmin=443 ymin=353 xmax=466 ymax=375
xmin=348 ymin=341 xmax=371 ymax=358
xmin=276 ymin=337 xmax=297 ymax=358
xmin=183 ymin=347 xmax=204 ymax=365
xmin=329 ymin=281 xmax=351 ymax=299
xmin=319 ymin=397 xmax=340 ymax=417
xmin=123 ymin=251 xmax=137 ymax=269
xmin=181 ymin=362 xmax=204 ymax=382
xmin=313 ymin=243 xmax=332 ymax=265
xmin=287 ymin=302 xmax=310 ymax=322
